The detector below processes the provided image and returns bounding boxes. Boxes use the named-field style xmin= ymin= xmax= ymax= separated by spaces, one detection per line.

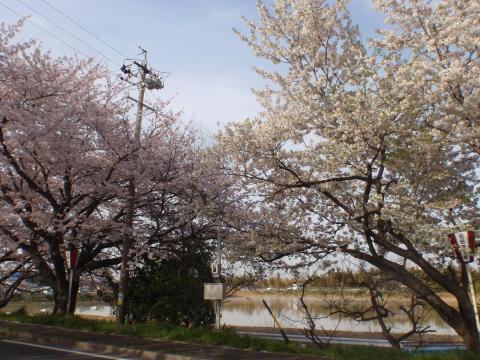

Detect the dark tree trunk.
xmin=51 ymin=249 xmax=69 ymax=316
xmin=455 ymin=298 xmax=480 ymax=352
xmin=52 ymin=286 xmax=68 ymax=316
xmin=462 ymin=329 xmax=480 ymax=352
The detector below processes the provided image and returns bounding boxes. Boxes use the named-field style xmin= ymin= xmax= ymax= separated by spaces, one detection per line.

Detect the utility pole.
xmin=117 ymin=49 xmax=164 ymax=324
xmin=65 ymin=244 xmax=79 ymax=317
xmin=214 ymin=234 xmax=222 ymax=330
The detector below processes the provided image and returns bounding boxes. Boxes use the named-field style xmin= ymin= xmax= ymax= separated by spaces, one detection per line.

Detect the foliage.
xmin=0 ymin=20 xmax=231 ymax=316
xmin=0 ymin=19 xmax=134 ymax=315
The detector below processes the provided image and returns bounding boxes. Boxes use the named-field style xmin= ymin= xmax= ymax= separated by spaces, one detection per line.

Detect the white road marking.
xmin=1 ymin=339 xmax=130 ymax=359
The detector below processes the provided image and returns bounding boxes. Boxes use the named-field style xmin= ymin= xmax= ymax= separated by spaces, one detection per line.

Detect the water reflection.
xmin=222 ymin=295 xmax=455 ymax=335
xmin=1 ymin=295 xmax=455 ymax=335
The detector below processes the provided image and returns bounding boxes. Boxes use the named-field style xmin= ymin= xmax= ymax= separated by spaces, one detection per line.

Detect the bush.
xmin=126 ymin=240 xmax=215 ymax=327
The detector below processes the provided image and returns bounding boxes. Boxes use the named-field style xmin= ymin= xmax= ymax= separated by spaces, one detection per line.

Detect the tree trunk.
xmin=462 ymin=329 xmax=480 ymax=352
xmin=52 ymin=286 xmax=68 ymax=316
xmin=397 ymin=273 xmax=480 ymax=351
xmin=452 ymin=291 xmax=480 ymax=352
xmin=49 ymin=239 xmax=69 ymax=316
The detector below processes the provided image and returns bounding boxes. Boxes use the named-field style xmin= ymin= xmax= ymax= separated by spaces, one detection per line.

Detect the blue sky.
xmin=0 ymin=0 xmax=385 ymax=135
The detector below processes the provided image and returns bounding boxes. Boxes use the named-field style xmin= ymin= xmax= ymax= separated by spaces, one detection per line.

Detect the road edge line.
xmin=2 ymin=328 xmax=197 ymax=360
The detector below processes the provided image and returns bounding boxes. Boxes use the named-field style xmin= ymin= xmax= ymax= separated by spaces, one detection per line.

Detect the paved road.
xmin=0 ymin=339 xmax=133 ymax=360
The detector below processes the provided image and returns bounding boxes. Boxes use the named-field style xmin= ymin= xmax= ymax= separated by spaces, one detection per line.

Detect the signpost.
xmin=448 ymin=231 xmax=479 ymax=338
xmin=448 ymin=231 xmax=475 ymax=263
xmin=204 ymin=283 xmax=226 ymax=300
xmin=204 ymin=235 xmax=224 ymax=331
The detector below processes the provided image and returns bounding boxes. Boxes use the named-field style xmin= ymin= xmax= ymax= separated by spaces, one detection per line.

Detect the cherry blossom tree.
xmin=0 ymin=20 xmax=132 ymax=315
xmin=0 ymin=245 xmax=35 ymax=308
xmin=89 ymin=114 xmax=238 ymax=316
xmin=0 ymin=20 xmax=238 ymax=318
xmin=216 ymin=0 xmax=480 ymax=351
xmin=372 ymin=0 xmax=479 ymax=156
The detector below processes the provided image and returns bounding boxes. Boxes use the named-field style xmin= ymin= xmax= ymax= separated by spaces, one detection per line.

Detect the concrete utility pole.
xmin=117 ymin=49 xmax=163 ymax=324
xmin=66 ymin=244 xmax=79 ymax=317
xmin=214 ymin=234 xmax=222 ymax=330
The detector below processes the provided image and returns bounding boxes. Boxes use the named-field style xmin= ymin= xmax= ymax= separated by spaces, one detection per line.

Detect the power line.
xmin=16 ymin=0 xmax=121 ymax=67
xmin=39 ymin=0 xmax=128 ymax=59
xmin=73 ymin=1 xmax=137 ymax=49
xmin=0 ymin=0 xmax=88 ymax=57
xmin=0 ymin=1 xmax=124 ymax=81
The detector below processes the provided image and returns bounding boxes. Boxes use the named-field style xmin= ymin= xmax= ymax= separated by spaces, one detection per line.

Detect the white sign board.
xmin=66 ymin=250 xmax=72 ymax=269
xmin=448 ymin=231 xmax=475 ymax=263
xmin=204 ymin=283 xmax=225 ymax=300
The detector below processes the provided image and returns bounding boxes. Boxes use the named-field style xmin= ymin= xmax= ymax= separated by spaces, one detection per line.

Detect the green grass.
xmin=0 ymin=312 xmax=477 ymax=360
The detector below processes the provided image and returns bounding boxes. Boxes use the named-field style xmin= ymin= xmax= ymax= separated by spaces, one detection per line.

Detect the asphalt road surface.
xmin=0 ymin=339 xmax=133 ymax=359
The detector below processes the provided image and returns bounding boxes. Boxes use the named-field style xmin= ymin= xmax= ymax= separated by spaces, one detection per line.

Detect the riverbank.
xmin=0 ymin=313 xmax=476 ymax=360
xmin=0 ymin=294 xmax=459 ymax=336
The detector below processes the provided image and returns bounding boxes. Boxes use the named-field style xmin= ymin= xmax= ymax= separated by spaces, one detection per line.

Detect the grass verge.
xmin=0 ymin=312 xmax=477 ymax=360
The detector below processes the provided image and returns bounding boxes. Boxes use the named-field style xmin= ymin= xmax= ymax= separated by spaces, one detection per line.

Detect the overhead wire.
xmin=0 ymin=0 xmax=141 ymax=127
xmin=39 ymin=0 xmax=129 ymax=59
xmin=0 ymin=0 xmax=88 ymax=57
xmin=0 ymin=1 xmax=128 ymax=84
xmin=73 ymin=1 xmax=137 ymax=49
xmin=2 ymin=1 xmax=160 ymax=115
xmin=16 ymin=0 xmax=121 ymax=68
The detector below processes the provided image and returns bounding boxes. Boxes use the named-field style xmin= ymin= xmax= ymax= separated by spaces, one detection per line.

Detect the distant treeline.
xmin=252 ymin=267 xmax=480 ymax=293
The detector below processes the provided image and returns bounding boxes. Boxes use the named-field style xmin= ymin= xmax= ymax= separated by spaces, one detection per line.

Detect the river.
xmin=1 ymin=292 xmax=456 ymax=336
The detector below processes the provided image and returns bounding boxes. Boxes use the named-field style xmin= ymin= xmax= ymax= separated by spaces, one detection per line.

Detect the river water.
xmin=221 ymin=294 xmax=455 ymax=335
xmin=2 ymin=293 xmax=455 ymax=336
